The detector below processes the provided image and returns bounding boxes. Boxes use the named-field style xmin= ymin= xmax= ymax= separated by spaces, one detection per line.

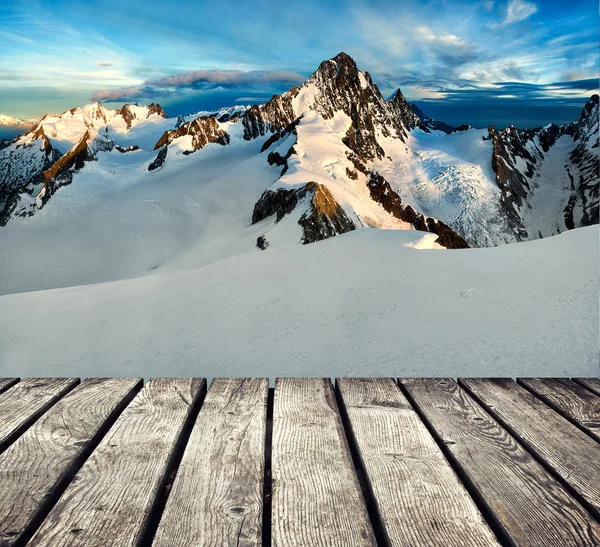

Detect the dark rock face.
xmin=388 ymin=90 xmax=428 ymax=134
xmin=567 ymin=94 xmax=599 ymax=226
xmin=120 ymin=103 xmax=167 ymax=129
xmin=242 ymin=98 xmax=296 ymax=141
xmin=243 ymin=105 xmax=273 ymax=140
xmin=487 ymin=94 xmax=599 ymax=238
xmin=409 ymin=103 xmax=455 ymax=134
xmin=256 ymin=235 xmax=269 ymax=250
xmin=367 ymin=172 xmax=469 ymax=249
xmin=252 ymin=181 xmax=355 ymax=244
xmin=154 ymin=116 xmax=230 ymax=151
xmin=487 ymin=125 xmax=535 ymax=239
xmin=115 ymin=144 xmax=140 ymax=153
xmin=452 ymin=124 xmax=472 ymax=133
xmin=537 ymin=123 xmax=561 ymax=152
xmin=267 ymin=151 xmax=287 ymax=167
xmin=148 ymin=146 xmax=168 ymax=171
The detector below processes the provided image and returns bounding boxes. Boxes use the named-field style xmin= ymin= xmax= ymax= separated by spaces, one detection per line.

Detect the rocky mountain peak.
xmin=388 ymin=88 xmax=425 ymax=134
xmin=314 ymin=52 xmax=360 ymax=83
xmin=571 ymin=94 xmax=599 ymax=139
xmin=147 ymin=103 xmax=168 ymax=119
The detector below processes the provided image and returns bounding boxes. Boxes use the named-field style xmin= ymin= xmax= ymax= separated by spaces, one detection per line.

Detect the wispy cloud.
xmin=504 ymin=0 xmax=538 ymax=24
xmin=91 ymin=69 xmax=305 ymax=101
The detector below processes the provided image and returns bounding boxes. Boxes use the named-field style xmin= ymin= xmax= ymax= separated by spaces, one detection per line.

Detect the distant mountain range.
xmin=0 ymin=114 xmax=39 ymax=129
xmin=0 ymin=115 xmax=39 ymax=140
xmin=0 ymin=52 xmax=597 ymax=250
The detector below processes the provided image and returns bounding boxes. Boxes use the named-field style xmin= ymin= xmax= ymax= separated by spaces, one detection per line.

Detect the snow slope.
xmin=0 ymin=226 xmax=597 ymax=379
xmin=0 ymin=128 xmax=275 ymax=294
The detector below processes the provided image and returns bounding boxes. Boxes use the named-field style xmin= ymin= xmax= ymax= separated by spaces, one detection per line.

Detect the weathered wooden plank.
xmin=460 ymin=378 xmax=600 ymax=519
xmin=0 ymin=378 xmax=79 ymax=453
xmin=0 ymin=378 xmax=141 ymax=547
xmin=575 ymin=377 xmax=600 ymax=397
xmin=28 ymin=378 xmax=206 ymax=547
xmin=0 ymin=379 xmax=19 ymax=396
xmin=152 ymin=378 xmax=268 ymax=547
xmin=519 ymin=378 xmax=600 ymax=442
xmin=401 ymin=378 xmax=600 ymax=546
xmin=271 ymin=378 xmax=376 ymax=547
xmin=337 ymin=378 xmax=499 ymax=546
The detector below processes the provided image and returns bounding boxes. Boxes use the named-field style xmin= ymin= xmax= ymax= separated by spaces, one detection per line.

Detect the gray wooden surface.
xmin=28 ymin=378 xmax=205 ymax=547
xmin=0 ymin=378 xmax=79 ymax=453
xmin=337 ymin=378 xmax=499 ymax=546
xmin=0 ymin=376 xmax=597 ymax=546
xmin=0 ymin=378 xmax=18 ymax=395
xmin=401 ymin=378 xmax=600 ymax=546
xmin=460 ymin=378 xmax=600 ymax=519
xmin=519 ymin=378 xmax=600 ymax=442
xmin=0 ymin=378 xmax=141 ymax=547
xmin=153 ymin=378 xmax=268 ymax=547
xmin=575 ymin=377 xmax=600 ymax=397
xmin=271 ymin=378 xmax=376 ymax=547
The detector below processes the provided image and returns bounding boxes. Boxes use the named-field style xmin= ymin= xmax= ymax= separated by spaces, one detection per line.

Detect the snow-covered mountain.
xmin=0 ymin=53 xmax=597 ymax=378
xmin=0 ymin=114 xmax=39 ymax=130
xmin=487 ymin=94 xmax=599 ymax=240
xmin=408 ymin=103 xmax=455 ymax=134
xmin=0 ymin=52 xmax=597 ymax=258
xmin=0 ymin=115 xmax=39 ymax=141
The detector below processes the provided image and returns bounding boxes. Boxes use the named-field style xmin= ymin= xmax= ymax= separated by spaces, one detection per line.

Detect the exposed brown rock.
xmin=154 ymin=116 xmax=229 ymax=151
xmin=147 ymin=103 xmax=168 ymax=118
xmin=119 ymin=105 xmax=136 ymax=129
xmin=38 ymin=130 xmax=113 ymax=204
xmin=252 ymin=181 xmax=355 ymax=244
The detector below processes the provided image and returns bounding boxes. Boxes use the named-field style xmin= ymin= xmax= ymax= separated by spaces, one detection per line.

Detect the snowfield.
xmin=0 ymin=226 xmax=597 ymax=379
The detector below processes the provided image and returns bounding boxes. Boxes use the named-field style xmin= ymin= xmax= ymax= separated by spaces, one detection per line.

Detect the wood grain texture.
xmin=0 ymin=378 xmax=141 ymax=547
xmin=271 ymin=378 xmax=376 ymax=547
xmin=401 ymin=378 xmax=600 ymax=547
xmin=28 ymin=378 xmax=205 ymax=547
xmin=152 ymin=378 xmax=268 ymax=547
xmin=575 ymin=377 xmax=600 ymax=397
xmin=337 ymin=378 xmax=499 ymax=546
xmin=0 ymin=378 xmax=79 ymax=453
xmin=519 ymin=378 xmax=600 ymax=442
xmin=0 ymin=379 xmax=19 ymax=396
xmin=459 ymin=378 xmax=600 ymax=520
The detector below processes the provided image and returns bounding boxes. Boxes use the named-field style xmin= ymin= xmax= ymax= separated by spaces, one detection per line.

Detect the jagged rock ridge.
xmin=409 ymin=103 xmax=455 ymax=134
xmin=487 ymin=94 xmax=599 ymax=240
xmin=154 ymin=116 xmax=230 ymax=153
xmin=367 ymin=172 xmax=469 ymax=249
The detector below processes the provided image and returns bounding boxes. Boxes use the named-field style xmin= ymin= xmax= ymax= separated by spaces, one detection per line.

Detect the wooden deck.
xmin=0 ymin=377 xmax=598 ymax=546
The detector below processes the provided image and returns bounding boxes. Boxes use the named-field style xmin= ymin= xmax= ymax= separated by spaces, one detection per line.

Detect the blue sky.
xmin=1 ymin=0 xmax=598 ymax=128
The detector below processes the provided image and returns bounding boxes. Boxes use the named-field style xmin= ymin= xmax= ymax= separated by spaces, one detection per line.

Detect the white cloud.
xmin=504 ymin=0 xmax=538 ymax=24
